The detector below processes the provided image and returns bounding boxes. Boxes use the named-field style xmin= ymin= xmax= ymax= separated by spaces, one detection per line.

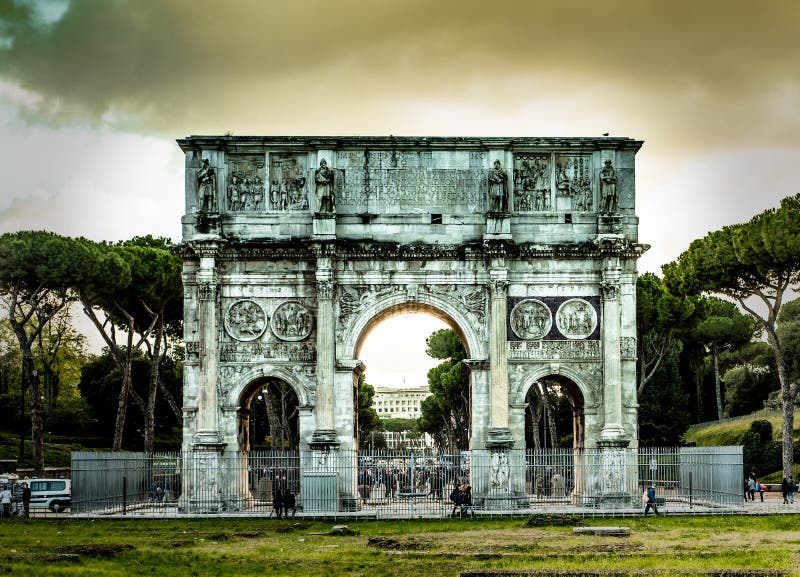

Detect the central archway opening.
xmin=356 ymin=305 xmax=472 ymax=455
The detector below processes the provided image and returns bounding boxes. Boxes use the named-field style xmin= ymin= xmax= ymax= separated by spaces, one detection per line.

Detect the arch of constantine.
xmin=177 ymin=136 xmax=647 ymax=512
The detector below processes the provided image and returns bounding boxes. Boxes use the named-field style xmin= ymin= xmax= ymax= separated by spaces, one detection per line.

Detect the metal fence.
xmin=71 ymin=446 xmax=743 ymax=517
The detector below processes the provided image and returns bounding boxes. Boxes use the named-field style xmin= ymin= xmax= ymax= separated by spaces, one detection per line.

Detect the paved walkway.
xmin=741 ymin=491 xmax=799 ymax=515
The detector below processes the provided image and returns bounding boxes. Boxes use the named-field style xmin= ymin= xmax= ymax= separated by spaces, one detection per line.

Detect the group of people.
xmin=449 ymin=482 xmax=474 ymax=518
xmin=271 ymin=489 xmax=296 ymax=519
xmin=0 ymin=482 xmax=31 ymax=517
xmin=745 ymin=473 xmax=766 ymax=502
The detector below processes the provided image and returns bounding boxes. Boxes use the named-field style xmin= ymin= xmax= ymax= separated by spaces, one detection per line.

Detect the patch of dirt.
xmin=525 ymin=515 xmax=583 ymax=527
xmin=57 ymin=544 xmax=134 ymax=559
xmin=368 ymin=537 xmax=429 ymax=550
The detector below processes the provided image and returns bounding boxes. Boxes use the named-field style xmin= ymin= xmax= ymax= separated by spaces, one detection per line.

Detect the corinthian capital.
xmin=600 ymin=281 xmax=619 ymax=301
xmin=317 ymin=279 xmax=335 ymax=300
xmin=490 ymin=279 xmax=508 ymax=298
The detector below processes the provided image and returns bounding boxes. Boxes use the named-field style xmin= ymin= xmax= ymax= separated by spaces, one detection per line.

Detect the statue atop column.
xmin=600 ymin=159 xmax=618 ymax=213
xmin=315 ymin=158 xmax=335 ymax=213
xmin=488 ymin=159 xmax=508 ymax=212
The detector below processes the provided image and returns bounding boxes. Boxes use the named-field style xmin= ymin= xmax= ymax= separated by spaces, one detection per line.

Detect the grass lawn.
xmin=1 ymin=515 xmax=799 ymax=576
xmin=682 ymin=410 xmax=800 ymax=449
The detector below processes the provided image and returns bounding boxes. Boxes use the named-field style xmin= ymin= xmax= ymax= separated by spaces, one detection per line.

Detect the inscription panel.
xmin=335 ymin=150 xmax=487 ymax=213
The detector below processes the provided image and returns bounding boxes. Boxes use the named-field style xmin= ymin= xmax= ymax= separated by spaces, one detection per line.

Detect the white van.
xmin=28 ymin=478 xmax=71 ymax=512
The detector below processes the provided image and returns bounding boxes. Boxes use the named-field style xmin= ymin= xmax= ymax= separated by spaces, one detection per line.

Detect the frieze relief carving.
xmin=227 ymin=155 xmax=266 ymax=212
xmin=220 ymin=341 xmax=315 ymax=363
xmin=510 ymin=299 xmax=552 ymax=340
xmin=555 ymin=155 xmax=593 ymax=211
xmin=508 ymin=339 xmax=601 ymax=361
xmin=269 ymin=153 xmax=308 ymax=211
xmin=556 ymin=298 xmax=598 ymax=340
xmin=224 ymin=299 xmax=268 ymax=342
xmin=270 ymin=301 xmax=313 ymax=342
xmin=514 ymin=155 xmax=550 ymax=211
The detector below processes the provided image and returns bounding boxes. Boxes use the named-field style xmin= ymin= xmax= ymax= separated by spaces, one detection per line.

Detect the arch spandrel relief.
xmin=224 ymin=299 xmax=268 ymax=342
xmin=556 ymin=298 xmax=598 ymax=340
xmin=510 ymin=298 xmax=552 ymax=340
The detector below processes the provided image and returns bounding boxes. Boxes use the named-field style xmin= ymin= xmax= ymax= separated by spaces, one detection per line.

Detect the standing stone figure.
xmin=315 ymin=158 xmax=335 ymax=213
xmin=488 ymin=159 xmax=508 ymax=212
xmin=197 ymin=158 xmax=217 ymax=212
xmin=600 ymin=159 xmax=618 ymax=212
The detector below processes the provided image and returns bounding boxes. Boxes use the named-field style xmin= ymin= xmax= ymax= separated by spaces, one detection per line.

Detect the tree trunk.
xmin=712 ymin=346 xmax=724 ymax=420
xmin=112 ymin=316 xmax=136 ymax=451
xmin=143 ymin=314 xmax=165 ymax=453
xmin=263 ymin=385 xmax=281 ymax=448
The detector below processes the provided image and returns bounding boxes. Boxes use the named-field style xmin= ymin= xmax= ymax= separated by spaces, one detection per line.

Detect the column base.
xmin=193 ymin=429 xmax=224 ymax=447
xmin=310 ymin=429 xmax=340 ymax=450
xmin=485 ymin=427 xmax=515 ymax=449
xmin=598 ymin=426 xmax=629 ymax=448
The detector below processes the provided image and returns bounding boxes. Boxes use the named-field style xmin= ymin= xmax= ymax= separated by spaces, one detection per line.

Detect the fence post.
xmin=122 ymin=476 xmax=127 ymax=515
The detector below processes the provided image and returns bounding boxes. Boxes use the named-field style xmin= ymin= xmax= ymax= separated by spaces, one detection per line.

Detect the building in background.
xmin=373 ymin=385 xmax=430 ymax=419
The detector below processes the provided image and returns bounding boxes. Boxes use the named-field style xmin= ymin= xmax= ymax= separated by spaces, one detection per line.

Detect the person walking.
xmin=644 ymin=484 xmax=660 ymax=516
xmin=21 ymin=482 xmax=31 ymax=518
xmin=747 ymin=475 xmax=756 ymax=502
xmin=460 ymin=484 xmax=475 ymax=519
xmin=789 ymin=477 xmax=796 ymax=504
xmin=283 ymin=490 xmax=296 ymax=519
xmin=0 ymin=485 xmax=11 ymax=518
xmin=449 ymin=483 xmax=462 ymax=518
xmin=781 ymin=477 xmax=790 ymax=504
xmin=272 ymin=489 xmax=284 ymax=519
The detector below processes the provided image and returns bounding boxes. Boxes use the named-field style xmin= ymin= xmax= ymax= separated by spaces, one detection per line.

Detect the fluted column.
xmin=600 ymin=258 xmax=627 ymax=445
xmin=487 ymin=272 xmax=513 ymax=448
xmin=311 ymin=265 xmax=338 ymax=447
xmin=194 ymin=245 xmax=223 ymax=445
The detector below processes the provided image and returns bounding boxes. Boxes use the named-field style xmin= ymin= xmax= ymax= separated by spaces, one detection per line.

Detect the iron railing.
xmin=71 ymin=446 xmax=744 ymax=517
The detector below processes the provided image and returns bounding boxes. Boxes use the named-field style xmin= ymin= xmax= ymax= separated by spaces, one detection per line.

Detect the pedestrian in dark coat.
xmin=283 ymin=490 xmax=296 ymax=518
xmin=644 ymin=484 xmax=660 ymax=516
xmin=272 ymin=489 xmax=284 ymax=519
xmin=781 ymin=477 xmax=790 ymax=504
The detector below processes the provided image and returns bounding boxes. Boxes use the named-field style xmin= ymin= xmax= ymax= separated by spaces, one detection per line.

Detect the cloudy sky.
xmin=1 ymin=0 xmax=798 ymax=387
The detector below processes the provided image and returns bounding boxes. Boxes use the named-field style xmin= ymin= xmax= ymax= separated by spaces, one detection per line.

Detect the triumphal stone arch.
xmin=177 ymin=135 xmax=646 ymax=512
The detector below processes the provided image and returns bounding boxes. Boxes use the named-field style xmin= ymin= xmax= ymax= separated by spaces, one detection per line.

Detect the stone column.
xmin=487 ymin=273 xmax=513 ymax=447
xmin=193 ymin=245 xmax=223 ymax=446
xmin=311 ymin=262 xmax=338 ymax=448
xmin=600 ymin=261 xmax=626 ymax=444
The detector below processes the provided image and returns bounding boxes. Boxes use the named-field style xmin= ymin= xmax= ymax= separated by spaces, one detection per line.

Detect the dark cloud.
xmin=0 ymin=0 xmax=797 ymax=146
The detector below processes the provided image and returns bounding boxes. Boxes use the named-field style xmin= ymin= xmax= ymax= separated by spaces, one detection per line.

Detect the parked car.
xmin=28 ymin=478 xmax=71 ymax=513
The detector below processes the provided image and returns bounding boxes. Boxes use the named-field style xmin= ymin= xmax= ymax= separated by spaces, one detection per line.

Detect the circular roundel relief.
xmin=556 ymin=298 xmax=598 ymax=339
xmin=224 ymin=299 xmax=268 ymax=342
xmin=510 ymin=299 xmax=552 ymax=340
xmin=270 ymin=301 xmax=313 ymax=342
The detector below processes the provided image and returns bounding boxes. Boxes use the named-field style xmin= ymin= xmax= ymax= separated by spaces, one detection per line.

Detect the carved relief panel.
xmin=268 ymin=153 xmax=309 ymax=211
xmin=224 ymin=299 xmax=268 ymax=341
xmin=219 ymin=297 xmax=316 ymax=363
xmin=555 ymin=298 xmax=598 ymax=340
xmin=554 ymin=155 xmax=593 ymax=212
xmin=513 ymin=155 xmax=550 ymax=212
xmin=227 ymin=155 xmax=266 ymax=212
xmin=509 ymin=299 xmax=552 ymax=339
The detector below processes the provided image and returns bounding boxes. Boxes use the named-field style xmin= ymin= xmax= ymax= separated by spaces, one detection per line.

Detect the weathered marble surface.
xmin=177 ymin=136 xmax=646 ymax=511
